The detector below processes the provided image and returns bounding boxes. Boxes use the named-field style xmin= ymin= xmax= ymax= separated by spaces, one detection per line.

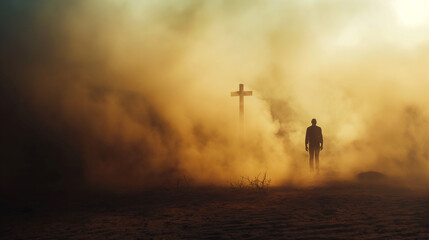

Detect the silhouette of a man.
xmin=305 ymin=119 xmax=323 ymax=173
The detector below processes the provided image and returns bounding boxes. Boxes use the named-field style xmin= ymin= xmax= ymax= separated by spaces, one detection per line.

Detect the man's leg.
xmin=309 ymin=148 xmax=314 ymax=173
xmin=315 ymin=148 xmax=320 ymax=174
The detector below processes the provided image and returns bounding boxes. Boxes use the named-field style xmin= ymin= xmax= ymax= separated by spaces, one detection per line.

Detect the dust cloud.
xmin=1 ymin=0 xmax=429 ymax=192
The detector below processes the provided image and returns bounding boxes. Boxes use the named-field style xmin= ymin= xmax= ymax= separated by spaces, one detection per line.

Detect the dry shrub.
xmin=230 ymin=172 xmax=271 ymax=192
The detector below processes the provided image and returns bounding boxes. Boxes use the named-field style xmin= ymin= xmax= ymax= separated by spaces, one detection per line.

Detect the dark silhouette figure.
xmin=305 ymin=119 xmax=323 ymax=173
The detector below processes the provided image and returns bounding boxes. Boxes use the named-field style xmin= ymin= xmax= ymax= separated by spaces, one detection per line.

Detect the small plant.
xmin=230 ymin=172 xmax=271 ymax=192
xmin=176 ymin=175 xmax=190 ymax=192
xmin=230 ymin=176 xmax=247 ymax=190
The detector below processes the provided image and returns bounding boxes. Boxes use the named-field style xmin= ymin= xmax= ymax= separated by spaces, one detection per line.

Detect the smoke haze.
xmin=2 ymin=0 xmax=429 ymax=192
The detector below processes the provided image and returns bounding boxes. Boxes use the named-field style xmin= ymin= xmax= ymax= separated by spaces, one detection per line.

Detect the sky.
xmin=1 ymin=0 xmax=429 ymax=192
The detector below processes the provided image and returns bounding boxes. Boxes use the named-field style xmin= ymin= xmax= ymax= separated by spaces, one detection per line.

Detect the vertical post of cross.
xmin=239 ymin=84 xmax=244 ymax=125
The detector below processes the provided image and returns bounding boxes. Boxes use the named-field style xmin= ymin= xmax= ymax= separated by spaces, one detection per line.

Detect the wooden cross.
xmin=231 ymin=84 xmax=252 ymax=126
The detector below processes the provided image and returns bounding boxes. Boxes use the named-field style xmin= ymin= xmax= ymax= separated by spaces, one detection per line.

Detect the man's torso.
xmin=307 ymin=126 xmax=322 ymax=147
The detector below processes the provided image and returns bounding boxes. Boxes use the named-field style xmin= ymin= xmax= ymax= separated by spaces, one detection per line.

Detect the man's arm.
xmin=320 ymin=128 xmax=323 ymax=150
xmin=305 ymin=128 xmax=309 ymax=151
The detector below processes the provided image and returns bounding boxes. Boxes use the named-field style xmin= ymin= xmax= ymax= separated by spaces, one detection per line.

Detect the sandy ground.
xmin=1 ymin=180 xmax=429 ymax=239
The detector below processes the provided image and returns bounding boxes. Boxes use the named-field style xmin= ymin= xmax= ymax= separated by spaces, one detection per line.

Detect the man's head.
xmin=311 ymin=118 xmax=317 ymax=125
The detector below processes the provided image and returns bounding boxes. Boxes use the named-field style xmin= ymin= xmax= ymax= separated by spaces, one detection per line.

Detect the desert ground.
xmin=1 ymin=179 xmax=429 ymax=239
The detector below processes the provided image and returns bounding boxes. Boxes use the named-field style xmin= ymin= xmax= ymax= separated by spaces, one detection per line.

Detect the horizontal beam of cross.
xmin=231 ymin=83 xmax=253 ymax=97
xmin=230 ymin=91 xmax=252 ymax=96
